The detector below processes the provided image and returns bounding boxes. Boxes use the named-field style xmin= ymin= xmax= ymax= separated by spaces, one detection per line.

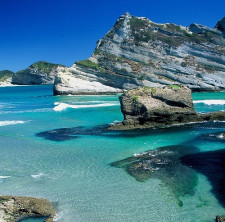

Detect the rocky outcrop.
xmin=216 ymin=215 xmax=225 ymax=222
xmin=215 ymin=17 xmax=225 ymax=36
xmin=0 ymin=196 xmax=55 ymax=222
xmin=12 ymin=61 xmax=65 ymax=85
xmin=54 ymin=12 xmax=225 ymax=95
xmin=109 ymin=85 xmax=225 ymax=130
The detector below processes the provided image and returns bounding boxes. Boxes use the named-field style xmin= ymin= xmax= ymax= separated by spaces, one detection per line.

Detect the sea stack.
xmin=109 ymin=85 xmax=225 ymax=130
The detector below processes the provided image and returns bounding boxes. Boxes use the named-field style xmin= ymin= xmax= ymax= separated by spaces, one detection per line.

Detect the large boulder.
xmin=0 ymin=196 xmax=55 ymax=222
xmin=109 ymin=85 xmax=225 ymax=130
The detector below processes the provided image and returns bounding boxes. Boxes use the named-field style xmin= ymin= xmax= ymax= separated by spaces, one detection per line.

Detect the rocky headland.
xmin=109 ymin=85 xmax=225 ymax=130
xmin=0 ymin=61 xmax=65 ymax=86
xmin=0 ymin=196 xmax=55 ymax=222
xmin=54 ymin=13 xmax=225 ymax=95
xmin=11 ymin=61 xmax=65 ymax=85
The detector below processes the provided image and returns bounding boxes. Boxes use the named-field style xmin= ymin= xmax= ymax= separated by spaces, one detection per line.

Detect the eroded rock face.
xmin=54 ymin=13 xmax=225 ymax=95
xmin=215 ymin=17 xmax=225 ymax=36
xmin=12 ymin=61 xmax=65 ymax=85
xmin=109 ymin=85 xmax=225 ymax=130
xmin=0 ymin=196 xmax=55 ymax=222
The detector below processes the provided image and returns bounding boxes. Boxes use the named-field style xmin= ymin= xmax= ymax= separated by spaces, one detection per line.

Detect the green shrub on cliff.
xmin=170 ymin=85 xmax=181 ymax=90
xmin=133 ymin=95 xmax=138 ymax=101
xmin=31 ymin=61 xmax=63 ymax=74
xmin=76 ymin=60 xmax=101 ymax=71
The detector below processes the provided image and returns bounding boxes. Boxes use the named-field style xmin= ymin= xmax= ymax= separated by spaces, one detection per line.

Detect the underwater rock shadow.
xmin=36 ymin=125 xmax=108 ymax=141
xmin=110 ymin=145 xmax=200 ymax=207
xmin=181 ymin=148 xmax=225 ymax=208
xmin=36 ymin=122 xmax=210 ymax=142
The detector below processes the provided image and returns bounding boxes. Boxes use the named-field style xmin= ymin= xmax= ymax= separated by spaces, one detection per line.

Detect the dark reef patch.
xmin=36 ymin=122 xmax=216 ymax=142
xmin=36 ymin=125 xmax=109 ymax=141
xmin=181 ymin=148 xmax=225 ymax=208
xmin=110 ymin=145 xmax=199 ymax=207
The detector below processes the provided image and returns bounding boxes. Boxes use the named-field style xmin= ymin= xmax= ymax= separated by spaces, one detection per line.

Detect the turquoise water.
xmin=20 ymin=217 xmax=48 ymax=222
xmin=0 ymin=85 xmax=225 ymax=221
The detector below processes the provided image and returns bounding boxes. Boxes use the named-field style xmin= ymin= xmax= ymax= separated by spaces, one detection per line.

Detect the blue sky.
xmin=0 ymin=0 xmax=225 ymax=72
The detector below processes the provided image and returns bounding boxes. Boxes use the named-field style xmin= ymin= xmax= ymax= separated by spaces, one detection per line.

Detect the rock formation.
xmin=216 ymin=215 xmax=225 ymax=222
xmin=215 ymin=17 xmax=225 ymax=36
xmin=0 ymin=70 xmax=15 ymax=86
xmin=54 ymin=12 xmax=225 ymax=95
xmin=110 ymin=145 xmax=199 ymax=207
xmin=0 ymin=196 xmax=55 ymax=222
xmin=11 ymin=61 xmax=65 ymax=85
xmin=109 ymin=85 xmax=225 ymax=130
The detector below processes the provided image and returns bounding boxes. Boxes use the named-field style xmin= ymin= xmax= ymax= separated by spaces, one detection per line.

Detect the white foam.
xmin=0 ymin=108 xmax=52 ymax=114
xmin=0 ymin=120 xmax=26 ymax=126
xmin=218 ymin=133 xmax=224 ymax=138
xmin=53 ymin=102 xmax=119 ymax=111
xmin=53 ymin=211 xmax=64 ymax=221
xmin=194 ymin=100 xmax=225 ymax=105
xmin=31 ymin=173 xmax=45 ymax=179
xmin=0 ymin=176 xmax=11 ymax=179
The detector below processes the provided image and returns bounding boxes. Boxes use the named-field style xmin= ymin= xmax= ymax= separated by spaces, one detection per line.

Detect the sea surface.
xmin=0 ymin=85 xmax=225 ymax=222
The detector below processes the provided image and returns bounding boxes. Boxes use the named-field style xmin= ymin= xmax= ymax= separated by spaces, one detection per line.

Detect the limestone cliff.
xmin=54 ymin=12 xmax=225 ymax=95
xmin=11 ymin=61 xmax=65 ymax=85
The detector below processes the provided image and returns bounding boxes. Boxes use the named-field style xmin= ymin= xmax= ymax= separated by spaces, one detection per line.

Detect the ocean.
xmin=0 ymin=85 xmax=225 ymax=222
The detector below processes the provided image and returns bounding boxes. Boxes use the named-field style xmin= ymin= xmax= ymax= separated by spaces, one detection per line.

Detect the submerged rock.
xmin=54 ymin=13 xmax=225 ymax=95
xmin=216 ymin=215 xmax=225 ymax=222
xmin=181 ymin=148 xmax=225 ymax=208
xmin=0 ymin=196 xmax=55 ymax=222
xmin=110 ymin=145 xmax=199 ymax=207
xmin=109 ymin=85 xmax=225 ymax=130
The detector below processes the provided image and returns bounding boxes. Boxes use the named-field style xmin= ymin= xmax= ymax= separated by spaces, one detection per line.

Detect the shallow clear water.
xmin=0 ymin=85 xmax=225 ymax=222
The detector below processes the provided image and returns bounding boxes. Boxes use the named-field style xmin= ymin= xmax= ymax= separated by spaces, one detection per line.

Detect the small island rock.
xmin=0 ymin=196 xmax=55 ymax=222
xmin=109 ymin=85 xmax=225 ymax=130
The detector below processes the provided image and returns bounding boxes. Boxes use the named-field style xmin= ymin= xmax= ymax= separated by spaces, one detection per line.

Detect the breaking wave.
xmin=53 ymin=102 xmax=119 ymax=111
xmin=194 ymin=100 xmax=225 ymax=105
xmin=0 ymin=120 xmax=26 ymax=126
xmin=31 ymin=173 xmax=45 ymax=179
xmin=0 ymin=176 xmax=11 ymax=179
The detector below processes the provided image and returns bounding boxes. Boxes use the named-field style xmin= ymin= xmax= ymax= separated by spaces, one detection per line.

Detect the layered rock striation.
xmin=11 ymin=61 xmax=65 ymax=85
xmin=0 ymin=196 xmax=55 ymax=222
xmin=109 ymin=85 xmax=225 ymax=130
xmin=54 ymin=12 xmax=225 ymax=95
